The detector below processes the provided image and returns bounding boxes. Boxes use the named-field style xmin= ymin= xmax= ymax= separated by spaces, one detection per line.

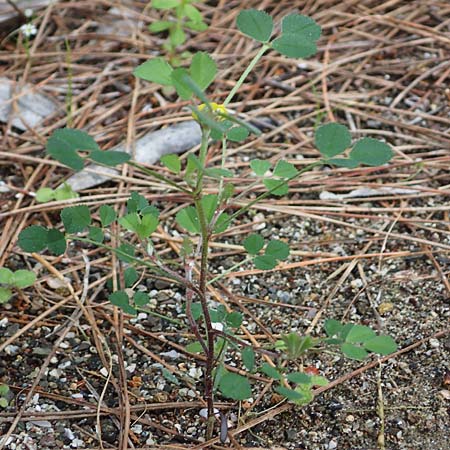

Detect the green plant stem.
xmin=127 ymin=160 xmax=192 ymax=194
xmin=228 ymin=161 xmax=322 ymax=223
xmin=207 ymin=256 xmax=253 ymax=285
xmin=194 ymin=193 xmax=216 ymax=438
xmin=195 ymin=128 xmax=211 ymax=194
xmin=223 ymin=44 xmax=269 ymax=106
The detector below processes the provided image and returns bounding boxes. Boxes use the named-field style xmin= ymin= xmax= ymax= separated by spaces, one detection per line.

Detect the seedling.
xmin=0 ymin=268 xmax=36 ymax=304
xmin=149 ymin=0 xmax=208 ymax=66
xmin=16 ymin=9 xmax=397 ymax=441
xmin=0 ymin=384 xmax=11 ymax=408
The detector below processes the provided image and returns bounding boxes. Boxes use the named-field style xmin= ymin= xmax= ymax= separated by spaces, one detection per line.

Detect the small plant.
xmin=16 ymin=9 xmax=397 ymax=441
xmin=35 ymin=183 xmax=78 ymax=203
xmin=149 ymin=0 xmax=208 ymax=66
xmin=0 ymin=268 xmax=36 ymax=304
xmin=0 ymin=384 xmax=11 ymax=408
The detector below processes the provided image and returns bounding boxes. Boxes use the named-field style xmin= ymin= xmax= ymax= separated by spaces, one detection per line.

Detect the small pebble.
xmin=429 ymin=338 xmax=440 ymax=348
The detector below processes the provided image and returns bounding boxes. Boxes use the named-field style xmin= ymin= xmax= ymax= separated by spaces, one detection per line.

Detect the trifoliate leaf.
xmin=315 ymin=123 xmax=352 ymax=157
xmin=344 ymin=324 xmax=376 ymax=344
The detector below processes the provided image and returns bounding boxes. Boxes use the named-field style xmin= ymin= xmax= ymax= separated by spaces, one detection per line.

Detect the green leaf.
xmin=171 ymin=68 xmax=193 ymax=100
xmin=324 ymin=319 xmax=343 ymax=337
xmin=47 ymin=228 xmax=67 ymax=255
xmin=241 ymin=347 xmax=255 ymax=372
xmin=226 ymin=126 xmax=249 ymax=142
xmin=88 ymin=226 xmax=104 ymax=243
xmin=201 ymin=194 xmax=219 ymax=223
xmin=243 ymin=233 xmax=264 ymax=255
xmin=61 ymin=206 xmax=91 ymax=233
xmin=364 ymin=335 xmax=397 ymax=355
xmin=281 ymin=333 xmax=315 ymax=359
xmin=133 ymin=58 xmax=173 ymax=85
xmin=99 ymin=205 xmax=116 ymax=227
xmin=152 ymin=0 xmax=180 ymax=8
xmin=90 ymin=150 xmax=130 ymax=166
xmin=186 ymin=342 xmax=203 ymax=353
xmin=189 ymin=303 xmax=202 ymax=320
xmin=310 ymin=375 xmax=329 ymax=387
xmin=213 ymin=212 xmax=230 ymax=234
xmin=226 ymin=311 xmax=243 ymax=328
xmin=134 ymin=291 xmax=150 ymax=307
xmin=0 ymin=268 xmax=13 ymax=285
xmin=115 ymin=243 xmax=135 ymax=263
xmin=160 ymin=154 xmax=181 ymax=174
xmin=119 ymin=213 xmax=158 ymax=239
xmin=0 ymin=384 xmax=9 ymax=396
xmin=341 ymin=343 xmax=368 ymax=361
xmin=254 ymin=254 xmax=277 ymax=270
xmin=127 ymin=192 xmax=149 ymax=213
xmin=273 ymin=160 xmax=298 ymax=178
xmin=265 ymin=240 xmax=290 ymax=260
xmin=176 ymin=206 xmax=200 ymax=233
xmin=170 ymin=25 xmax=186 ymax=46
xmin=185 ymin=21 xmax=208 ymax=31
xmin=287 ymin=372 xmax=311 ymax=384
xmin=250 ymin=159 xmax=271 ymax=176
xmin=18 ymin=225 xmax=48 ymax=252
xmin=345 ymin=324 xmax=376 ymax=344
xmin=263 ymin=179 xmax=289 ymax=196
xmin=108 ymin=291 xmax=136 ymax=315
xmin=35 ymin=187 xmax=55 ymax=203
xmin=260 ymin=363 xmax=282 ymax=380
xmin=236 ymin=9 xmax=273 ymax=42
xmin=315 ymin=123 xmax=352 ymax=157
xmin=219 ymin=372 xmax=252 ymax=400
xmin=281 ymin=14 xmax=321 ymax=41
xmin=203 ymin=168 xmax=233 ymax=179
xmin=148 ymin=20 xmax=172 ymax=33
xmin=327 ymin=158 xmax=359 ymax=169
xmin=54 ymin=184 xmax=78 ymax=201
xmin=46 ymin=128 xmax=99 ymax=171
xmin=124 ymin=267 xmax=138 ymax=288
xmin=0 ymin=397 xmax=8 ymax=408
xmin=0 ymin=287 xmax=12 ymax=304
xmin=190 ymin=52 xmax=217 ymax=91
xmin=272 ymin=35 xmax=317 ymax=58
xmin=275 ymin=385 xmax=307 ymax=402
xmin=350 ymin=138 xmax=393 ymax=166
xmin=184 ymin=4 xmax=202 ymax=22
xmin=11 ymin=270 xmax=36 ymax=288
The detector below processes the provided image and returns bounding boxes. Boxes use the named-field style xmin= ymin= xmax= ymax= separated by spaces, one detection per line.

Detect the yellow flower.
xmin=192 ymin=102 xmax=228 ymax=121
